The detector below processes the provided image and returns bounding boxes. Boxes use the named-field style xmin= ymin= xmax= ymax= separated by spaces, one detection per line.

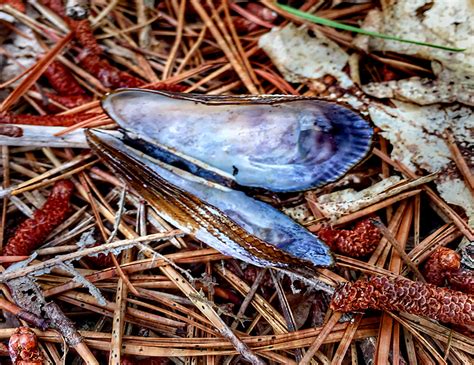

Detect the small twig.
xmin=373 ymin=148 xmax=474 ymax=241
xmin=270 ymin=269 xmax=303 ymax=362
xmin=0 ymin=231 xmax=182 ymax=282
xmin=0 ymin=297 xmax=48 ymax=330
xmin=445 ymin=131 xmax=474 ymax=194
xmin=370 ymin=218 xmax=426 ymax=282
xmin=162 ymin=0 xmax=185 ymax=79
xmin=299 ymin=311 xmax=342 ymax=364
xmin=231 ymin=268 xmax=267 ymax=330
xmin=160 ymin=263 xmax=266 ymax=365
xmin=0 ymin=151 xmax=93 ymax=198
xmin=106 ymin=185 xmax=127 ymax=244
xmin=44 ymin=301 xmax=99 ymax=365
xmin=58 ymin=262 xmax=107 ymax=305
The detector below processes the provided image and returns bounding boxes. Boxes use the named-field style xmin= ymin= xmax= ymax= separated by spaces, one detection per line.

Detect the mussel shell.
xmin=102 ymin=89 xmax=373 ymax=192
xmin=86 ymin=129 xmax=334 ymax=269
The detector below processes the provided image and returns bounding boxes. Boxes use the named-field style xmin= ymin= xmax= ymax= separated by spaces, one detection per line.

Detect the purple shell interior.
xmin=102 ymin=89 xmax=373 ymax=192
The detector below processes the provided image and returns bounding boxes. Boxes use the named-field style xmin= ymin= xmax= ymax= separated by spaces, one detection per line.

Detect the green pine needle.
xmin=277 ymin=3 xmax=464 ymax=52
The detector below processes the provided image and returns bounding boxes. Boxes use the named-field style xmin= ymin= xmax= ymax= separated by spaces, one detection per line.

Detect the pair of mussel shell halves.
xmin=86 ymin=89 xmax=373 ymax=273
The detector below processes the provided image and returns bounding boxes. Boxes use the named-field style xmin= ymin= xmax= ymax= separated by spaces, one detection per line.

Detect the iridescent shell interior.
xmin=102 ymin=89 xmax=373 ymax=192
xmin=86 ymin=130 xmax=334 ymax=268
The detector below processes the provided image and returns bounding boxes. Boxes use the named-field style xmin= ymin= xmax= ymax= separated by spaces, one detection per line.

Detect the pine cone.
xmin=448 ymin=270 xmax=474 ymax=295
xmin=3 ymin=180 xmax=74 ymax=257
xmin=9 ymin=327 xmax=43 ymax=365
xmin=317 ymin=218 xmax=381 ymax=257
xmin=422 ymin=247 xmax=460 ymax=286
xmin=330 ymin=276 xmax=474 ymax=326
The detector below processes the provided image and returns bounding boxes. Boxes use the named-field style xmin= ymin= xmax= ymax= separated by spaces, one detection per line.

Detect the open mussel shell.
xmin=86 ymin=129 xmax=334 ymax=270
xmin=102 ymin=89 xmax=373 ymax=192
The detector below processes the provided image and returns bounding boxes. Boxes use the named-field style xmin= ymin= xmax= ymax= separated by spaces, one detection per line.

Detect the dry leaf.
xmin=369 ymin=100 xmax=474 ymax=219
xmin=259 ymin=24 xmax=353 ymax=88
xmin=368 ymin=0 xmax=473 ymax=78
xmin=363 ymin=0 xmax=474 ymax=105
xmin=363 ymin=75 xmax=474 ymax=106
xmin=0 ymin=25 xmax=42 ymax=84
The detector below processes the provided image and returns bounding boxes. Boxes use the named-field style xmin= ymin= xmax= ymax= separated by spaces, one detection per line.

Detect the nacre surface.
xmin=102 ymin=90 xmax=373 ymax=192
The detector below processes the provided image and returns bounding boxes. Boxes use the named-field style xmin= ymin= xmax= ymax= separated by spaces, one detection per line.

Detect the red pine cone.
xmin=8 ymin=327 xmax=43 ymax=365
xmin=43 ymin=61 xmax=86 ymax=96
xmin=69 ymin=19 xmax=103 ymax=56
xmin=330 ymin=276 xmax=474 ymax=326
xmin=422 ymin=247 xmax=473 ymax=294
xmin=39 ymin=2 xmax=144 ymax=90
xmin=422 ymin=247 xmax=461 ymax=286
xmin=317 ymin=218 xmax=382 ymax=257
xmin=3 ymin=180 xmax=74 ymax=257
xmin=0 ymin=111 xmax=99 ymax=127
xmin=78 ymin=51 xmax=144 ymax=89
xmin=448 ymin=270 xmax=474 ymax=295
xmin=44 ymin=93 xmax=91 ymax=110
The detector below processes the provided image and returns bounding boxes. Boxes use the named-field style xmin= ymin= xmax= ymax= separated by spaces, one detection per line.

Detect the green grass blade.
xmin=277 ymin=3 xmax=464 ymax=52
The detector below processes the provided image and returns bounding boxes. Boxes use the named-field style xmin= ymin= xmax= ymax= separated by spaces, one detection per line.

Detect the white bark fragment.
xmin=259 ymin=24 xmax=353 ymax=88
xmin=368 ymin=0 xmax=474 ymax=79
xmin=369 ymin=100 xmax=474 ymax=220
xmin=0 ymin=125 xmax=88 ymax=148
